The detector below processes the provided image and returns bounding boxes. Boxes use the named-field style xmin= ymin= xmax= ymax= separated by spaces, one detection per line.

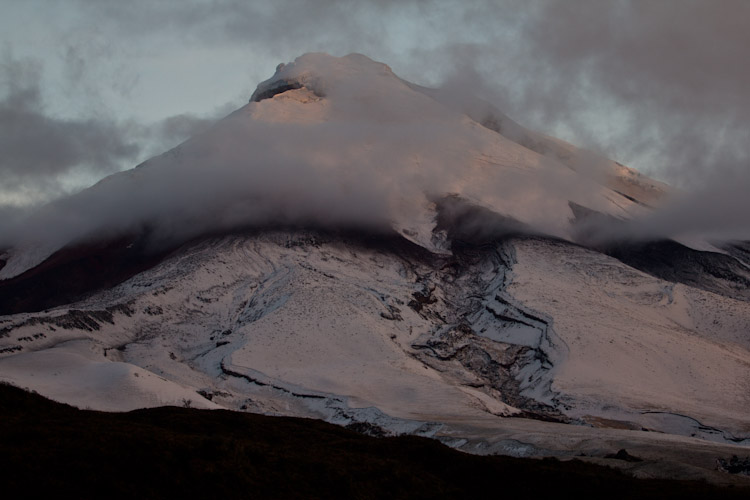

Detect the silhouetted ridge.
xmin=1 ymin=383 xmax=747 ymax=499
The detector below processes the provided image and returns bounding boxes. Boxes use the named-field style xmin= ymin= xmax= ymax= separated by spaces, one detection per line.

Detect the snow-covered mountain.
xmin=1 ymin=53 xmax=748 ymax=476
xmin=0 ymin=53 xmax=670 ymax=281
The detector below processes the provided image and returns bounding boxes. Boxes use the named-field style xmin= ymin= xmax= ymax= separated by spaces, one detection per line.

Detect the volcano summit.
xmin=1 ymin=53 xmax=748 ymax=483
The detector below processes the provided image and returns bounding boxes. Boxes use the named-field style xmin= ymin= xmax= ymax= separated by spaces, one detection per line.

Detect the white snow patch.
xmin=0 ymin=340 xmax=220 ymax=411
xmin=507 ymin=238 xmax=750 ymax=436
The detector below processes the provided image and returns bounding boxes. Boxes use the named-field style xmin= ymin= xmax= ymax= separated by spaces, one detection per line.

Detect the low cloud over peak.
xmin=0 ymin=53 xmax=655 ymax=274
xmin=1 ymin=51 xmax=748 ymax=280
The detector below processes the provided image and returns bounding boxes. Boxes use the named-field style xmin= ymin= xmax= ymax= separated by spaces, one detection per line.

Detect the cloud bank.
xmin=0 ymin=53 xmax=642 ymax=274
xmin=0 ymin=48 xmax=233 ymax=209
xmin=1 ymin=2 xmax=749 ymax=268
xmin=0 ymin=52 xmax=141 ymax=205
xmin=66 ymin=1 xmax=750 ymax=183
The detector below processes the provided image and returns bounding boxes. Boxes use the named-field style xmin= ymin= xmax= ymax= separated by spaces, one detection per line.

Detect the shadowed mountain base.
xmin=1 ymin=384 xmax=748 ymax=499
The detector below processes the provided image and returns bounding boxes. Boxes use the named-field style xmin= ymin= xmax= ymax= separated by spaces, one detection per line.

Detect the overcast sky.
xmin=1 ymin=0 xmax=749 ymax=212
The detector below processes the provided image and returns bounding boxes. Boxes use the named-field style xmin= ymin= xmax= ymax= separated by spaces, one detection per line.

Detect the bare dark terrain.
xmin=1 ymin=384 xmax=748 ymax=499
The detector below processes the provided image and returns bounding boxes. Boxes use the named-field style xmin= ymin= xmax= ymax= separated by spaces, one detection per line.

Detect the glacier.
xmin=1 ymin=53 xmax=748 ymax=483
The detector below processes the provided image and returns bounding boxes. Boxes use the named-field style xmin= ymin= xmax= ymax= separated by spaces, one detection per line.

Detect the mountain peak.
xmin=0 ymin=52 xmax=669 ymax=280
xmin=2 ymin=54 xmax=750 ymax=477
xmin=250 ymin=53 xmax=396 ymax=103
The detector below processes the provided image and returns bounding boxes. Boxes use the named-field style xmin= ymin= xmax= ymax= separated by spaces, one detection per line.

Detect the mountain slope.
xmin=0 ymin=53 xmax=659 ymax=280
xmin=2 ymin=230 xmax=749 ymax=438
xmin=1 ymin=53 xmax=748 ymax=474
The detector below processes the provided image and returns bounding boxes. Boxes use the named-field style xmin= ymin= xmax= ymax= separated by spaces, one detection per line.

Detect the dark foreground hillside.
xmin=0 ymin=383 xmax=747 ymax=499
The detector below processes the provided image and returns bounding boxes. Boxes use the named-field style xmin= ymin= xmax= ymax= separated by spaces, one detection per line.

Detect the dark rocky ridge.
xmin=0 ymin=233 xmax=175 ymax=316
xmin=607 ymin=239 xmax=750 ymax=301
xmin=568 ymin=201 xmax=750 ymax=301
xmin=251 ymin=80 xmax=304 ymax=102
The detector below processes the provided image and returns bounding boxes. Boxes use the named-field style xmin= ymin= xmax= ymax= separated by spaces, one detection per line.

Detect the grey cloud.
xmin=0 ymin=49 xmax=232 ymax=210
xmin=72 ymin=1 xmax=369 ymax=45
xmin=0 ymin=53 xmax=676 ymax=263
xmin=65 ymin=0 xmax=750 ymax=184
xmin=505 ymin=0 xmax=750 ymax=182
xmin=152 ymin=101 xmax=237 ymax=147
xmin=58 ymin=36 xmax=138 ymax=104
xmin=495 ymin=0 xmax=750 ymax=243
xmin=4 ymin=1 xmax=750 ymax=253
xmin=0 ymin=55 xmax=529 ymax=255
xmin=0 ymin=52 xmax=142 ymax=202
xmin=392 ymin=1 xmax=750 ymax=245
